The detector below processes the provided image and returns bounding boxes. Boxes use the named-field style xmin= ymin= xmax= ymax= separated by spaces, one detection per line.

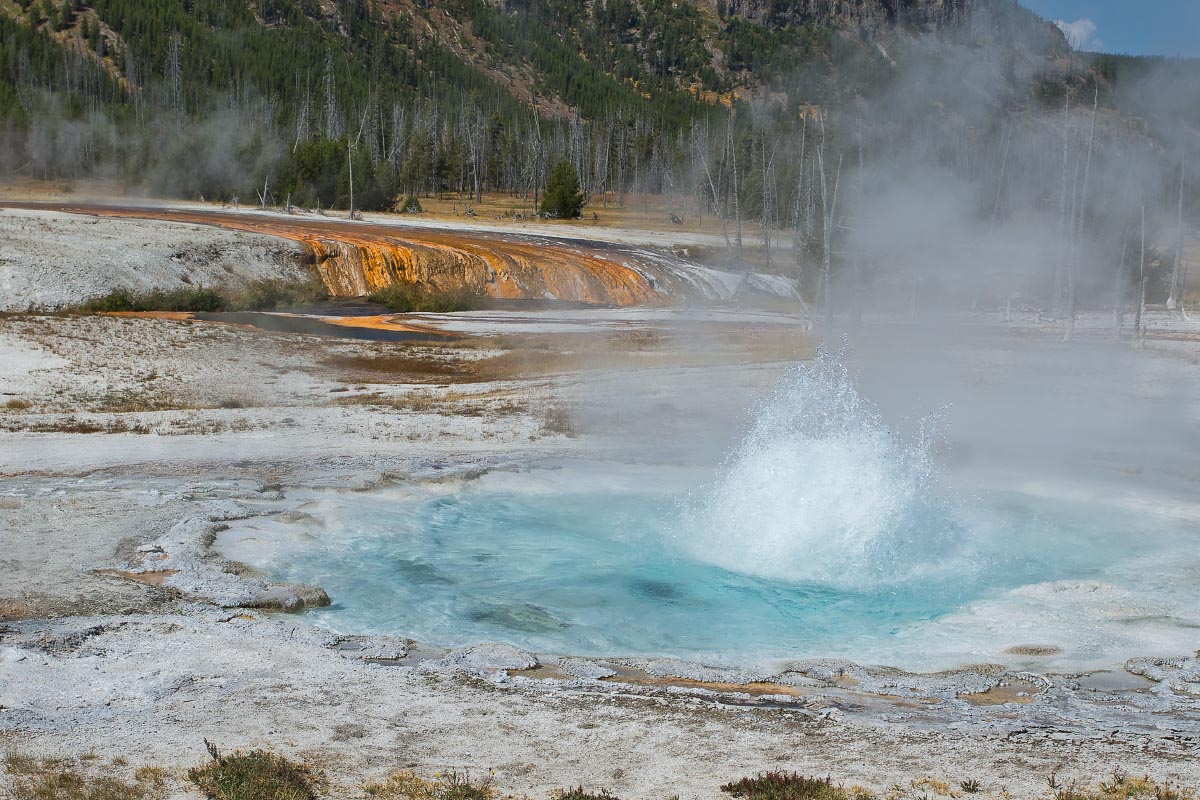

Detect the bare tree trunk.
xmin=1064 ymin=86 xmax=1097 ymax=342
xmin=791 ymin=117 xmax=808 ymax=282
xmin=1135 ymin=205 xmax=1146 ymax=348
xmin=815 ymin=110 xmax=843 ymax=326
xmin=817 ymin=142 xmax=842 ymax=327
xmin=1054 ymin=91 xmax=1072 ymax=315
xmin=693 ymin=121 xmax=730 ymax=248
xmin=1167 ymin=152 xmax=1186 ymax=310
xmin=982 ymin=122 xmax=1013 ymax=310
xmin=1113 ymin=233 xmax=1129 ymax=339
xmin=347 ymin=142 xmax=354 ymax=218
xmin=728 ymin=121 xmax=743 ymax=264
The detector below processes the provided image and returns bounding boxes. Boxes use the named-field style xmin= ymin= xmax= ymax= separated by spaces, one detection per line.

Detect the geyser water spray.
xmin=679 ymin=349 xmax=962 ymax=588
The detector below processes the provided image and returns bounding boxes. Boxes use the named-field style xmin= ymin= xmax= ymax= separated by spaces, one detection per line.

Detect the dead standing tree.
xmin=1054 ymin=90 xmax=1073 ymax=317
xmin=165 ymin=33 xmax=183 ymax=121
xmin=816 ymin=110 xmax=842 ymax=326
xmin=691 ymin=119 xmax=732 ymax=249
xmin=1135 ymin=204 xmax=1147 ymax=347
xmin=1063 ymin=85 xmax=1098 ymax=342
xmin=322 ymin=48 xmax=342 ymax=141
xmin=1167 ymin=152 xmax=1187 ymax=311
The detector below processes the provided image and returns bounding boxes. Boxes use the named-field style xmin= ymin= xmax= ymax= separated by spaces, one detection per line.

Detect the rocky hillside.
xmin=0 ymin=0 xmax=1067 ymax=129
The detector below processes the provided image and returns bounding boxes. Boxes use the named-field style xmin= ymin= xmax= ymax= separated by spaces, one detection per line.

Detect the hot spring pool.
xmin=225 ymin=355 xmax=1200 ymax=670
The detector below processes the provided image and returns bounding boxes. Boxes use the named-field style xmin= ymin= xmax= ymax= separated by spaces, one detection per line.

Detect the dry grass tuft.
xmin=541 ymin=404 xmax=576 ymax=437
xmin=0 ymin=598 xmax=37 ymax=621
xmin=363 ymin=770 xmax=496 ymax=800
xmin=327 ymin=352 xmax=471 ymax=383
xmin=4 ymin=398 xmax=33 ymax=411
xmin=1049 ymin=771 xmax=1195 ymax=800
xmin=2 ymin=753 xmax=172 ymax=800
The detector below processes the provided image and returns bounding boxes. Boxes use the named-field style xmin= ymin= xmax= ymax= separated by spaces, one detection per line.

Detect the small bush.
xmin=363 ymin=770 xmax=494 ymax=800
xmin=187 ymin=745 xmax=320 ymax=800
xmin=721 ymin=773 xmax=852 ymax=800
xmin=367 ymin=283 xmax=484 ymax=313
xmin=4 ymin=398 xmax=33 ymax=410
xmin=555 ymin=788 xmax=622 ymax=800
xmin=81 ymin=287 xmax=137 ymax=312
xmin=401 ymin=195 xmax=422 ymax=213
xmin=225 ymin=277 xmax=330 ymax=311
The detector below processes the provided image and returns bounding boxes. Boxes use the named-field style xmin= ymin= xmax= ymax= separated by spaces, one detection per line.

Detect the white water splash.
xmin=680 ymin=350 xmax=961 ymax=588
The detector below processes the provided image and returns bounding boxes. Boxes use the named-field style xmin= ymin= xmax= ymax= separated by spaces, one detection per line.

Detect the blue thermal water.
xmin=272 ymin=471 xmax=1175 ymax=665
xmin=257 ymin=353 xmax=1198 ymax=667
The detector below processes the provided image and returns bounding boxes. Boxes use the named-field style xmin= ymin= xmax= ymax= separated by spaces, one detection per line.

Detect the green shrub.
xmin=80 ymin=287 xmax=137 ymax=312
xmin=367 ymin=283 xmax=484 ymax=313
xmin=187 ymin=745 xmax=320 ymax=800
xmin=77 ymin=278 xmax=329 ymax=314
xmin=401 ymin=195 xmax=423 ymax=213
xmin=721 ymin=773 xmax=851 ymax=800
xmin=81 ymin=286 xmax=224 ymax=313
xmin=227 ymin=277 xmax=330 ymax=311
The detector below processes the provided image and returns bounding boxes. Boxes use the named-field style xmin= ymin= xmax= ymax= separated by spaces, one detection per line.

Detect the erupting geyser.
xmin=680 ymin=351 xmax=962 ymax=588
xmin=230 ymin=346 xmax=1200 ymax=669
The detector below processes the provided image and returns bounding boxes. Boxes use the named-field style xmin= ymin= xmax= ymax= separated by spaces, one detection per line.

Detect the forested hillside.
xmin=0 ymin=0 xmax=1069 ymax=200
xmin=2 ymin=0 xmax=1197 ymax=317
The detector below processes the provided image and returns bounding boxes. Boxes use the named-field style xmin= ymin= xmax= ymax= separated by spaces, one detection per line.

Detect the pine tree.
xmin=540 ymin=159 xmax=584 ymax=218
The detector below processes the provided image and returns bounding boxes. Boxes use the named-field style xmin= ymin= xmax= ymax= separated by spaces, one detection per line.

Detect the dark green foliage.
xmin=540 ymin=159 xmax=583 ymax=219
xmin=400 ymin=195 xmax=422 ymax=213
xmin=721 ymin=773 xmax=846 ymax=800
xmin=81 ymin=286 xmax=223 ymax=312
xmin=78 ymin=278 xmax=328 ymax=313
xmin=228 ymin=277 xmax=330 ymax=310
xmin=367 ymin=283 xmax=484 ymax=313
xmin=280 ymin=139 xmax=395 ymax=211
xmin=188 ymin=746 xmax=320 ymax=800
xmin=721 ymin=19 xmax=828 ymax=81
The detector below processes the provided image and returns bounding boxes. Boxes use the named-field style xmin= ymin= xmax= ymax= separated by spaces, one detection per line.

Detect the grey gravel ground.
xmin=1 ymin=252 xmax=1198 ymax=797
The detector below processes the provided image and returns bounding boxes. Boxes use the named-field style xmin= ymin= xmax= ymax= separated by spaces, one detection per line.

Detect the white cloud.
xmin=1054 ymin=18 xmax=1103 ymax=51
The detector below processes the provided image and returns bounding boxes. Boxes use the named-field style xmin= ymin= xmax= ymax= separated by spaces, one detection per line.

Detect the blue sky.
xmin=1018 ymin=1 xmax=1200 ymax=58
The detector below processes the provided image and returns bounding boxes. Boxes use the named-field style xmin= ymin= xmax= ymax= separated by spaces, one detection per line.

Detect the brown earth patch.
xmin=960 ymin=678 xmax=1045 ymax=706
xmin=0 ymin=598 xmax=37 ymax=621
xmin=95 ymin=569 xmax=179 ymax=586
xmin=1005 ymin=645 xmax=1063 ymax=656
xmin=600 ymin=665 xmax=811 ymax=698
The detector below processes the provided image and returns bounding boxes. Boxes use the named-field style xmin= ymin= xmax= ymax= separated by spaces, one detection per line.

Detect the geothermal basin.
xmin=217 ymin=322 xmax=1200 ymax=673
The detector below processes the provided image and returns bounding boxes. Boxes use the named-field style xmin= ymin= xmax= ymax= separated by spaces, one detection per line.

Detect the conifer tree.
xmin=540 ymin=159 xmax=584 ymax=218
